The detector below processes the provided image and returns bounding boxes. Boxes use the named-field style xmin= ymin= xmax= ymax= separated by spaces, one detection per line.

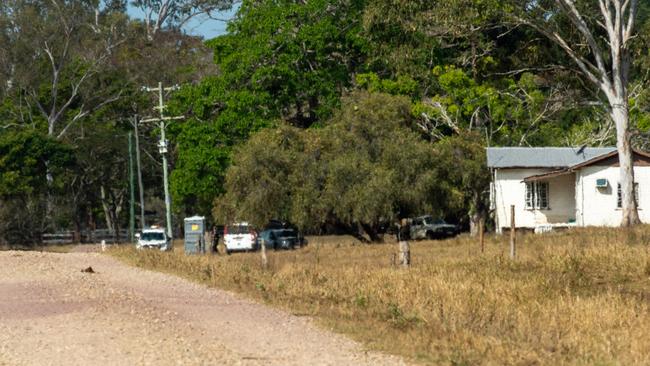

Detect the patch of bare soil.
xmin=0 ymin=251 xmax=407 ymax=366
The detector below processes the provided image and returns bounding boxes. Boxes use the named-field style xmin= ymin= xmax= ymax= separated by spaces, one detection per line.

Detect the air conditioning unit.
xmin=595 ymin=178 xmax=609 ymax=188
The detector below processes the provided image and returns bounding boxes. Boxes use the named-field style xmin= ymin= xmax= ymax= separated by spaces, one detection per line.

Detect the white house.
xmin=487 ymin=147 xmax=650 ymax=233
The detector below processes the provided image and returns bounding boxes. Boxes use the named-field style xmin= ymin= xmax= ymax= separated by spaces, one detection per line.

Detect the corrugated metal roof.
xmin=486 ymin=147 xmax=616 ymax=168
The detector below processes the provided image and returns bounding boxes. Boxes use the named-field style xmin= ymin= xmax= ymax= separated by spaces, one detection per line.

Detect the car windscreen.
xmin=228 ymin=225 xmax=250 ymax=235
xmin=141 ymin=232 xmax=165 ymax=241
xmin=422 ymin=217 xmax=434 ymax=225
xmin=274 ymin=229 xmax=296 ymax=237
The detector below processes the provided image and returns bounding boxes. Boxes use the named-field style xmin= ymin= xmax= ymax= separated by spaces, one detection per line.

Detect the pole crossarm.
xmin=140 ymin=116 xmax=185 ymax=124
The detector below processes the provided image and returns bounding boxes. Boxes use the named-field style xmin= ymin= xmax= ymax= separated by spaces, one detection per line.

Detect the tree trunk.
xmin=87 ymin=209 xmax=96 ymax=243
xmin=114 ymin=212 xmax=121 ymax=244
xmin=612 ymin=101 xmax=641 ymax=226
xmin=469 ymin=211 xmax=481 ymax=237
xmin=100 ymin=185 xmax=115 ymax=234
xmin=361 ymin=223 xmax=384 ymax=243
xmin=73 ymin=218 xmax=82 ymax=244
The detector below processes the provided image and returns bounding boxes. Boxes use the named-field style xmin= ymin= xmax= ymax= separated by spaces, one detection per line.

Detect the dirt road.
xmin=0 ymin=250 xmax=406 ymax=366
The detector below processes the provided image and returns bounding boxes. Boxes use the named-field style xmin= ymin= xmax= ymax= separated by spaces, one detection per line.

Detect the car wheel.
xmin=426 ymin=231 xmax=436 ymax=240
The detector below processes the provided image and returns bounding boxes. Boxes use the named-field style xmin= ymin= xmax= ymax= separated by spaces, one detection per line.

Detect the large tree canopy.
xmin=214 ymin=92 xmax=488 ymax=241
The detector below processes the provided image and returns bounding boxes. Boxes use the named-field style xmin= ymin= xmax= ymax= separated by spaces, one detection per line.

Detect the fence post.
xmin=399 ymin=240 xmax=411 ymax=268
xmin=510 ymin=205 xmax=516 ymax=259
xmin=260 ymin=239 xmax=268 ymax=270
xmin=478 ymin=217 xmax=485 ymax=253
xmin=398 ymin=219 xmax=411 ymax=268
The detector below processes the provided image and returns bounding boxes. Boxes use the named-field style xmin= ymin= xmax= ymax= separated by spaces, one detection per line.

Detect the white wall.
xmin=493 ymin=169 xmax=576 ymax=232
xmin=577 ymin=165 xmax=650 ymax=226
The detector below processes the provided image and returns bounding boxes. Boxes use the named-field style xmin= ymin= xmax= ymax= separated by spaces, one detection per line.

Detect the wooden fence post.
xmin=399 ymin=240 xmax=411 ymax=268
xmin=510 ymin=205 xmax=516 ymax=259
xmin=260 ymin=239 xmax=268 ymax=270
xmin=398 ymin=219 xmax=411 ymax=268
xmin=479 ymin=218 xmax=485 ymax=254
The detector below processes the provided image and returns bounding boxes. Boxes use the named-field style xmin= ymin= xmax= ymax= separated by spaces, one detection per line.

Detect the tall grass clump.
xmin=110 ymin=228 xmax=650 ymax=365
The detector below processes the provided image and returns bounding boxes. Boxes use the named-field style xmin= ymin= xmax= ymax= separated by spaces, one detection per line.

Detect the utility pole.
xmin=131 ymin=115 xmax=146 ymax=230
xmin=128 ymin=131 xmax=135 ymax=243
xmin=142 ymin=82 xmax=184 ymax=243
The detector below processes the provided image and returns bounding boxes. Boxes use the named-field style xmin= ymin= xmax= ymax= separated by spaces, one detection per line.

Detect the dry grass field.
xmin=110 ymin=227 xmax=650 ymax=365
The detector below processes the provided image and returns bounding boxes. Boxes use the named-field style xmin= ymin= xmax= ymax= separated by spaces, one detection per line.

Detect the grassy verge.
xmin=109 ymin=228 xmax=650 ymax=365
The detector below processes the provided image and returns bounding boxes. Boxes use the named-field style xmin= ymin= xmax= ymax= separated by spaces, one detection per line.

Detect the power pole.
xmin=142 ymin=82 xmax=184 ymax=243
xmin=128 ymin=131 xmax=135 ymax=243
xmin=131 ymin=115 xmax=146 ymax=230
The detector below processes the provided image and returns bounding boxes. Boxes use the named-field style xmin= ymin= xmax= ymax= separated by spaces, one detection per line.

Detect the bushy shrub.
xmin=214 ymin=91 xmax=488 ymax=240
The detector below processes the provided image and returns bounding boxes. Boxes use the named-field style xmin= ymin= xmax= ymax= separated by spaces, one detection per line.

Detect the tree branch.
xmin=623 ymin=0 xmax=638 ymax=43
xmin=557 ymin=0 xmax=609 ymax=82
xmin=520 ymin=16 xmax=602 ymax=86
xmin=56 ymin=92 xmax=123 ymax=139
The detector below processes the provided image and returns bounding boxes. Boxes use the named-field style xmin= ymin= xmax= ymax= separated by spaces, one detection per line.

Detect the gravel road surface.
xmin=0 ymin=250 xmax=407 ymax=366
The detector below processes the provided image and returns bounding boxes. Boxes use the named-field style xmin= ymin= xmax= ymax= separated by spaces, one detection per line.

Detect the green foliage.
xmin=170 ymin=119 xmax=233 ymax=216
xmin=435 ymin=133 xmax=490 ymax=219
xmin=421 ymin=66 xmax=593 ymax=146
xmin=203 ymin=0 xmax=367 ymax=127
xmin=171 ymin=0 xmax=369 ymax=215
xmin=214 ymin=92 xmax=465 ymax=239
xmin=0 ymin=130 xmax=73 ymax=197
xmin=355 ymin=73 xmax=419 ymax=97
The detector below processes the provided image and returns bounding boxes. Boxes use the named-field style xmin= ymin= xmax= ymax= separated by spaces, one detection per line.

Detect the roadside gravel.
xmin=0 ymin=250 xmax=407 ymax=366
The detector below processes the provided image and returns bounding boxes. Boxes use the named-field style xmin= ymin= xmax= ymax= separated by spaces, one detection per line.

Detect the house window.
xmin=617 ymin=183 xmax=639 ymax=208
xmin=525 ymin=181 xmax=549 ymax=209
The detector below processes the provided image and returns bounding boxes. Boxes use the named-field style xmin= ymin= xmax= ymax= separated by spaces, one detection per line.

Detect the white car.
xmin=136 ymin=228 xmax=171 ymax=251
xmin=223 ymin=222 xmax=257 ymax=253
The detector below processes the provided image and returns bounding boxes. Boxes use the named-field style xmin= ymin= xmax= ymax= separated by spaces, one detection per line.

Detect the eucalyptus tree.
xmin=131 ymin=0 xmax=237 ymax=39
xmin=0 ymin=0 xmax=129 ymax=139
xmin=509 ymin=0 xmax=644 ymax=226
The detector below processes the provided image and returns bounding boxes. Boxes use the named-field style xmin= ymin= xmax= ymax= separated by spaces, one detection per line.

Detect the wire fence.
xmin=42 ymin=229 xmax=130 ymax=244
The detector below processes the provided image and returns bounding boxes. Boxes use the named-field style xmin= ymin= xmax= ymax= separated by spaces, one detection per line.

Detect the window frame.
xmin=617 ymin=182 xmax=639 ymax=209
xmin=525 ymin=181 xmax=550 ymax=210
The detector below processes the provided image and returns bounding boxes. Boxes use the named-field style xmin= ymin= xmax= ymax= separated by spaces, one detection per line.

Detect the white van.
xmin=223 ymin=222 xmax=257 ymax=253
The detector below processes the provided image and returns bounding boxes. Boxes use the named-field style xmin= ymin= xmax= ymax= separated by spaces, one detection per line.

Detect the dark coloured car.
xmin=410 ymin=215 xmax=460 ymax=240
xmin=262 ymin=220 xmax=308 ymax=247
xmin=257 ymin=228 xmax=300 ymax=250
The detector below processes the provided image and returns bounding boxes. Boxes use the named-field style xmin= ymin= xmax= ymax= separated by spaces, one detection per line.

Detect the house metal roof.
xmin=486 ymin=147 xmax=617 ymax=168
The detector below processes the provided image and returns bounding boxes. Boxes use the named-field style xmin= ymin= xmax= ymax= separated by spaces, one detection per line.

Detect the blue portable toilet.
xmin=184 ymin=216 xmax=205 ymax=254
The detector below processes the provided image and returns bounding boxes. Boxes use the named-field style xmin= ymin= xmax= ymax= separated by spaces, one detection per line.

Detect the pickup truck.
xmin=136 ymin=228 xmax=171 ymax=251
xmin=410 ymin=215 xmax=459 ymax=240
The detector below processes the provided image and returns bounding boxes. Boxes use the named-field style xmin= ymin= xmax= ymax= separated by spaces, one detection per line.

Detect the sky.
xmin=127 ymin=4 xmax=239 ymax=40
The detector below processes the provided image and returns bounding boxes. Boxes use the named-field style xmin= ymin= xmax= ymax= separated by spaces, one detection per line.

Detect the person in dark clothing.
xmin=397 ymin=219 xmax=411 ymax=242
xmin=210 ymin=226 xmax=219 ymax=254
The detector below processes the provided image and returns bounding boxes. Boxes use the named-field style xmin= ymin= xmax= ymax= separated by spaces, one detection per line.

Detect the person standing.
xmin=210 ymin=226 xmax=221 ymax=254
